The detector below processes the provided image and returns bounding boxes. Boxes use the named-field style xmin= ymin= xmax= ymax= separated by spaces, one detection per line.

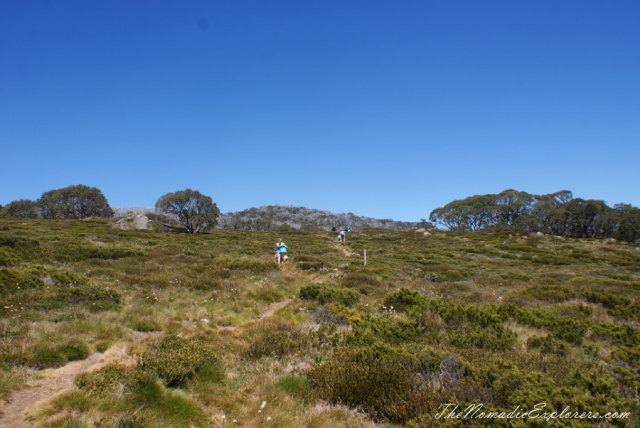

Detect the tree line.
xmin=0 ymin=184 xmax=114 ymax=219
xmin=429 ymin=189 xmax=640 ymax=242
xmin=1 ymin=186 xmax=219 ymax=235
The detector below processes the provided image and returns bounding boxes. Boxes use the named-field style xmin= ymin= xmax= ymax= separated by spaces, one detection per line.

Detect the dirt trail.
xmin=0 ymin=342 xmax=128 ymax=428
xmin=0 ymin=299 xmax=293 ymax=428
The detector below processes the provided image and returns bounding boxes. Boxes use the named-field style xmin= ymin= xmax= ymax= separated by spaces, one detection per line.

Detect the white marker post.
xmin=363 ymin=249 xmax=367 ymax=266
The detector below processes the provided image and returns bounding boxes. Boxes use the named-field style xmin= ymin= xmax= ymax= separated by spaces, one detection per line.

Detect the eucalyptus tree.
xmin=155 ymin=189 xmax=220 ymax=233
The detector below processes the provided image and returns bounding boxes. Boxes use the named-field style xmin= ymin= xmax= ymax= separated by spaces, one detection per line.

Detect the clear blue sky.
xmin=1 ymin=1 xmax=638 ymax=221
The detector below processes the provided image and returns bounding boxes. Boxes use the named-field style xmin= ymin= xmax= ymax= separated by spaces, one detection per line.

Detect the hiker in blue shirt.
xmin=275 ymin=238 xmax=288 ymax=264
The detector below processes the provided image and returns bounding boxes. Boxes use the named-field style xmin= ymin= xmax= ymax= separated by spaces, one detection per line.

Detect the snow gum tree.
xmin=155 ymin=189 xmax=220 ymax=233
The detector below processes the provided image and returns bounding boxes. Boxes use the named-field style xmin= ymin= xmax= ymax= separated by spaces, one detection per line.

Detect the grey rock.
xmin=113 ymin=213 xmax=151 ymax=230
xmin=415 ymin=228 xmax=426 ymax=233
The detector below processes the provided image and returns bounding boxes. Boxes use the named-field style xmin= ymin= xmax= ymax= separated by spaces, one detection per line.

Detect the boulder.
xmin=415 ymin=228 xmax=426 ymax=233
xmin=113 ymin=213 xmax=151 ymax=230
xmin=604 ymin=238 xmax=617 ymax=243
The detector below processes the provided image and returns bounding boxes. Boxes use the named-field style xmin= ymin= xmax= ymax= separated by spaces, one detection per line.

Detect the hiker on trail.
xmin=345 ymin=225 xmax=351 ymax=232
xmin=338 ymin=230 xmax=346 ymax=243
xmin=331 ymin=227 xmax=337 ymax=232
xmin=275 ymin=238 xmax=288 ymax=264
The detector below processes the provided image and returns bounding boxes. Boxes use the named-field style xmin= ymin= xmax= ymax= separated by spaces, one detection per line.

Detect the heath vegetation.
xmin=0 ymin=213 xmax=639 ymax=427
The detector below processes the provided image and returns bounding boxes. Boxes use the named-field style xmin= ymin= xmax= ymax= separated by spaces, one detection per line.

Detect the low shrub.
xmin=275 ymin=375 xmax=314 ymax=401
xmin=384 ymin=288 xmax=428 ymax=312
xmin=351 ymin=313 xmax=423 ymax=344
xmin=296 ymin=261 xmax=324 ymax=270
xmin=141 ymin=335 xmax=218 ymax=387
xmin=340 ymin=272 xmax=382 ymax=289
xmin=299 ymin=284 xmax=360 ymax=306
xmin=526 ymin=335 xmax=568 ymax=356
xmin=521 ymin=285 xmax=576 ymax=302
xmin=244 ymin=321 xmax=311 ymax=359
xmin=584 ymin=290 xmax=631 ymax=309
xmin=221 ymin=258 xmax=278 ymax=273
xmin=307 ymin=346 xmax=443 ymax=423
xmin=19 ymin=338 xmax=90 ymax=369
xmin=76 ymin=364 xmax=134 ymax=397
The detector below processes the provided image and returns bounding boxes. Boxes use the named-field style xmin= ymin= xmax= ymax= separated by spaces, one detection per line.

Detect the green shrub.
xmin=53 ymin=244 xmax=143 ymax=262
xmin=195 ymin=361 xmax=225 ymax=384
xmin=584 ymin=290 xmax=631 ymax=309
xmin=60 ymin=285 xmax=121 ymax=303
xmin=384 ymin=288 xmax=428 ymax=312
xmin=222 ymin=258 xmax=278 ymax=273
xmin=132 ymin=376 xmax=208 ymax=427
xmin=58 ymin=338 xmax=90 ymax=361
xmin=94 ymin=340 xmax=112 ymax=353
xmin=244 ymin=322 xmax=310 ymax=359
xmin=307 ymin=346 xmax=442 ymax=423
xmin=0 ymin=247 xmax=19 ymax=266
xmin=526 ymin=335 xmax=568 ymax=355
xmin=449 ymin=324 xmax=517 ymax=351
xmin=351 ymin=313 xmax=423 ymax=344
xmin=141 ymin=335 xmax=218 ymax=387
xmin=532 ymin=255 xmax=571 ymax=265
xmin=127 ymin=317 xmax=162 ymax=332
xmin=340 ymin=272 xmax=382 ymax=289
xmin=76 ymin=364 xmax=133 ymax=396
xmin=296 ymin=261 xmax=324 ymax=270
xmin=521 ymin=285 xmax=576 ymax=302
xmin=275 ymin=375 xmax=313 ymax=401
xmin=0 ymin=267 xmax=44 ymax=294
xmin=299 ymin=284 xmax=360 ymax=306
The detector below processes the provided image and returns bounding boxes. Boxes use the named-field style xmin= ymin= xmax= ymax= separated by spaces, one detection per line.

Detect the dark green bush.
xmin=299 ymin=284 xmax=360 ymax=306
xmin=141 ymin=335 xmax=218 ymax=387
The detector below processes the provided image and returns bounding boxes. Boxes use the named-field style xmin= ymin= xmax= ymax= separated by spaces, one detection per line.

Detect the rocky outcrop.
xmin=113 ymin=213 xmax=150 ymax=230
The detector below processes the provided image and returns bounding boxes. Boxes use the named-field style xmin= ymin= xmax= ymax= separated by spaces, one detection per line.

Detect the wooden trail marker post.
xmin=363 ymin=249 xmax=367 ymax=266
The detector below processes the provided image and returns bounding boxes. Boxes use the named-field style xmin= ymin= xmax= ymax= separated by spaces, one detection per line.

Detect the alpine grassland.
xmin=1 ymin=216 xmax=639 ymax=427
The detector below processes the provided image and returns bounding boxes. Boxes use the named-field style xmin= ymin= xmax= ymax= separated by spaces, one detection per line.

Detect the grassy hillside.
xmin=1 ymin=217 xmax=639 ymax=427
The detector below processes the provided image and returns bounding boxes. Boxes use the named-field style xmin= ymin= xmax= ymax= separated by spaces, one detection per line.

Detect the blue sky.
xmin=1 ymin=1 xmax=638 ymax=221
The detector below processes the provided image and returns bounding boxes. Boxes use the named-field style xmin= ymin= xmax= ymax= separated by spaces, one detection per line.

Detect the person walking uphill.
xmin=275 ymin=238 xmax=288 ymax=264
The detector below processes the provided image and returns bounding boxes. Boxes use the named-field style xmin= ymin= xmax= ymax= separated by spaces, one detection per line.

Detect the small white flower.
xmin=266 ymin=416 xmax=271 ymax=421
xmin=260 ymin=401 xmax=267 ymax=409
